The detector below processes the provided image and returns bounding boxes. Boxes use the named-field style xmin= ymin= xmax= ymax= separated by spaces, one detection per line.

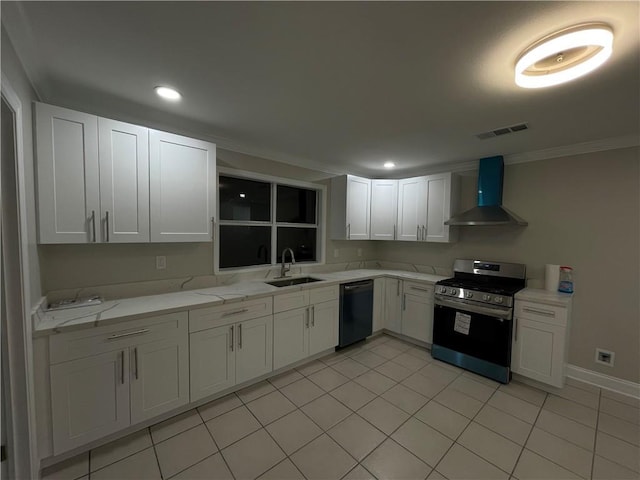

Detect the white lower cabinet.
xmin=511 ymin=294 xmax=571 ymax=388
xmin=49 ymin=312 xmax=189 ymax=454
xmin=50 ymin=350 xmax=130 ymax=454
xmin=273 ymin=286 xmax=339 ymax=370
xmin=402 ymin=283 xmax=434 ymax=344
xmin=384 ymin=278 xmax=403 ymax=334
xmin=189 ymin=298 xmax=274 ymax=402
xmin=382 ymin=278 xmax=434 ymax=344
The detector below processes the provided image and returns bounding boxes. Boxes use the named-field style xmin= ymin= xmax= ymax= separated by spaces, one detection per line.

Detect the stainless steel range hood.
xmin=445 ymin=156 xmax=527 ymax=226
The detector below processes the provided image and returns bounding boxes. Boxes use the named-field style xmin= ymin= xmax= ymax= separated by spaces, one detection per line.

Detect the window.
xmin=217 ymin=172 xmax=323 ymax=270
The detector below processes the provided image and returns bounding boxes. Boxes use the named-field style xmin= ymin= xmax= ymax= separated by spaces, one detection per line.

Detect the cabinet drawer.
xmin=515 ymin=301 xmax=567 ymax=326
xmin=189 ymin=297 xmax=273 ymax=332
xmin=50 ymin=312 xmax=188 ymax=364
xmin=309 ymin=285 xmax=339 ymax=305
xmin=273 ymin=290 xmax=310 ymax=314
xmin=403 ymin=281 xmax=434 ymax=298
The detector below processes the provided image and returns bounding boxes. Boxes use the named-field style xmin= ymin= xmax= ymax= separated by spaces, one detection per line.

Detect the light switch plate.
xmin=156 ymin=256 xmax=166 ymax=270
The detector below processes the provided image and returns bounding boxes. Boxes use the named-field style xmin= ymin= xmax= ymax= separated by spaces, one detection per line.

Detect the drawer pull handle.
xmin=107 ymin=329 xmax=150 ymax=340
xmin=222 ymin=308 xmax=249 ymax=317
xmin=522 ymin=307 xmax=555 ymax=317
xmin=90 ymin=210 xmax=96 ymax=243
xmin=311 ymin=305 xmax=315 ymax=327
xmin=238 ymin=324 xmax=242 ymax=349
xmin=230 ymin=326 xmax=234 ymax=352
xmin=305 ymin=308 xmax=310 ymax=328
xmin=133 ymin=347 xmax=139 ymax=379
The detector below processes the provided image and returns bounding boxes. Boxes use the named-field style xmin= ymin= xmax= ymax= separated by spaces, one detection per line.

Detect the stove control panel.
xmin=434 ymin=285 xmax=514 ymax=308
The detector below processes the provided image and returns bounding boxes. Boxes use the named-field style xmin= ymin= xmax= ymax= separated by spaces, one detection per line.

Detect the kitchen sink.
xmin=266 ymin=277 xmax=323 ymax=287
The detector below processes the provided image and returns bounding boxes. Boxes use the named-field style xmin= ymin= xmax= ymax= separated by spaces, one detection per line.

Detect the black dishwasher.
xmin=339 ymin=280 xmax=374 ymax=347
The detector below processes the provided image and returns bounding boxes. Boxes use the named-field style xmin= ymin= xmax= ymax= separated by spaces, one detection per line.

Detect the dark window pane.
xmin=220 ymin=226 xmax=271 ymax=268
xmin=219 ymin=176 xmax=271 ymax=221
xmin=276 ymin=185 xmax=316 ymax=224
xmin=277 ymin=227 xmax=317 ymax=263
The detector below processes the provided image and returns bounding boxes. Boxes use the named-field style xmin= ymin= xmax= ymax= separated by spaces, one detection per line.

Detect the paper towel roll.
xmin=545 ymin=264 xmax=560 ymax=292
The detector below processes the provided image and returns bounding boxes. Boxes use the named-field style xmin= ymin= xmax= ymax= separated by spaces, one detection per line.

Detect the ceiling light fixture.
xmin=515 ymin=23 xmax=613 ymax=88
xmin=383 ymin=161 xmax=396 ymax=169
xmin=155 ymin=86 xmax=182 ymax=101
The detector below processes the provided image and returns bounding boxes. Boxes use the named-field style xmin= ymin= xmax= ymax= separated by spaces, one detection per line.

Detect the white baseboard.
xmin=566 ymin=364 xmax=640 ymax=400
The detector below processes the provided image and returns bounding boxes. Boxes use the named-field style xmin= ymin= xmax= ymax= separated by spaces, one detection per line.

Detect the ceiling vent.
xmin=476 ymin=123 xmax=529 ymax=140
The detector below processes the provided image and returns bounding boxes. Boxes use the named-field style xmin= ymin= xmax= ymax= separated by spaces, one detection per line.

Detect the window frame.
xmin=214 ymin=167 xmax=326 ymax=273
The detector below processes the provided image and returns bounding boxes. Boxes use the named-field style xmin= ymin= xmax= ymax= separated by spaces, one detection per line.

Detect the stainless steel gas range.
xmin=432 ymin=259 xmax=526 ymax=383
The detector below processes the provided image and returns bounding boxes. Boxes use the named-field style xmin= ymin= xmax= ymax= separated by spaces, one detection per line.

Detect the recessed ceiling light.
xmin=384 ymin=161 xmax=396 ymax=169
xmin=155 ymin=86 xmax=182 ymax=101
xmin=515 ymin=23 xmax=613 ymax=88
xmin=239 ymin=193 xmax=246 ymax=198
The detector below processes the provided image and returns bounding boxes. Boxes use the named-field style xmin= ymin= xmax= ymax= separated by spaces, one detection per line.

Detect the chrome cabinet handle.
xmin=211 ymin=217 xmax=215 ymax=240
xmin=311 ymin=305 xmax=315 ymax=327
xmin=120 ymin=350 xmax=125 ymax=385
xmin=522 ymin=307 xmax=555 ymax=318
xmin=422 ymin=225 xmax=426 ymax=241
xmin=133 ymin=347 xmax=139 ymax=380
xmin=222 ymin=308 xmax=249 ymax=317
xmin=230 ymin=326 xmax=234 ymax=352
xmin=91 ymin=210 xmax=96 ymax=242
xmin=416 ymin=225 xmax=419 ymax=240
xmin=410 ymin=286 xmax=430 ymax=292
xmin=402 ymin=294 xmax=407 ymax=310
xmin=305 ymin=308 xmax=310 ymax=328
xmin=393 ymin=224 xmax=396 ymax=240
xmin=107 ymin=329 xmax=150 ymax=340
xmin=514 ymin=318 xmax=518 ymax=341
xmin=347 ymin=223 xmax=351 ymax=239
xmin=105 ymin=211 xmax=110 ymax=242
xmin=238 ymin=324 xmax=242 ymax=348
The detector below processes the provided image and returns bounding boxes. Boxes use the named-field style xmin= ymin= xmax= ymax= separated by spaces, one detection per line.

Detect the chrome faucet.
xmin=280 ymin=248 xmax=296 ymax=278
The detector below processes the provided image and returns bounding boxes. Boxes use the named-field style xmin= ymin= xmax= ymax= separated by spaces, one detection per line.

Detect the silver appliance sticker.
xmin=454 ymin=312 xmax=471 ymax=335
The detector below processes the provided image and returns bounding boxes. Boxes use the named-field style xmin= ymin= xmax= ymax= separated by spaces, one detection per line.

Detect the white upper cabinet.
xmin=98 ymin=118 xmax=149 ymax=243
xmin=425 ymin=172 xmax=458 ymax=243
xmin=149 ymin=130 xmax=216 ymax=242
xmin=370 ymin=179 xmax=398 ymax=240
xmin=330 ymin=175 xmax=371 ymax=240
xmin=36 ymin=103 xmax=100 ymax=243
xmin=396 ymin=176 xmax=427 ymax=241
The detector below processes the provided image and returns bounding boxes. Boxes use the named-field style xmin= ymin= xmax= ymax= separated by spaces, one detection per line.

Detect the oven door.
xmin=432 ymin=296 xmax=513 ymax=382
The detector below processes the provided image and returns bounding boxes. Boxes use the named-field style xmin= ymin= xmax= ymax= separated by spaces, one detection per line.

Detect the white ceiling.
xmin=3 ymin=1 xmax=639 ymax=177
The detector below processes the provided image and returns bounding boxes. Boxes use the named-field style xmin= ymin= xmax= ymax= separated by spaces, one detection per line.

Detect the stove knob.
xmin=465 ymin=291 xmax=474 ymax=299
xmin=494 ymin=297 xmax=504 ymax=304
xmin=482 ymin=294 xmax=491 ymax=301
xmin=438 ymin=286 xmax=447 ymax=294
xmin=450 ymin=288 xmax=458 ymax=295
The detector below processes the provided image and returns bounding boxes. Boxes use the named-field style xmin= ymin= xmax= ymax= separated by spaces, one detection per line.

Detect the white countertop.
xmin=515 ymin=287 xmax=573 ymax=307
xmin=34 ymin=269 xmax=446 ymax=336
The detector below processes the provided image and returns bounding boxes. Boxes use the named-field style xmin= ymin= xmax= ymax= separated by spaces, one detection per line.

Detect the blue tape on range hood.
xmin=478 ymin=156 xmax=504 ymax=207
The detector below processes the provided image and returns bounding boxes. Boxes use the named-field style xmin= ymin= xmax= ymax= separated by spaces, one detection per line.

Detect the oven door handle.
xmin=434 ymin=296 xmax=512 ymax=320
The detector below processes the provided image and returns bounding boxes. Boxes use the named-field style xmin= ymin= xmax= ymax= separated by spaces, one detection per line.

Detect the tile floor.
xmin=42 ymin=334 xmax=640 ymax=480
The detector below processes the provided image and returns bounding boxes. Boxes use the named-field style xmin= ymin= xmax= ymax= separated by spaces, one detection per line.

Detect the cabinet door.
xmin=397 ymin=177 xmax=427 ymax=241
xmin=346 ymin=176 xmax=371 ymax=239
xmin=149 ymin=130 xmax=216 ymax=242
xmin=35 ymin=103 xmax=100 ymax=244
xmin=512 ymin=318 xmax=565 ymax=388
xmin=402 ymin=293 xmax=433 ymax=343
xmin=273 ymin=308 xmax=309 ymax=370
xmin=98 ymin=118 xmax=149 ymax=243
xmin=372 ymin=278 xmax=385 ymax=333
xmin=235 ymin=316 xmax=273 ymax=384
xmin=384 ymin=278 xmax=403 ymax=333
xmin=190 ymin=325 xmax=235 ymax=401
xmin=50 ymin=350 xmax=129 ymax=454
xmin=425 ymin=173 xmax=453 ymax=243
xmin=370 ymin=180 xmax=398 ymax=240
xmin=309 ymin=300 xmax=339 ymax=356
xmin=130 ymin=337 xmax=189 ymax=424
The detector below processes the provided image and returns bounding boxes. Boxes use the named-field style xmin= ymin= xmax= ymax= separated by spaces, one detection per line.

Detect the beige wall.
xmin=1 ymin=26 xmax=42 ymax=308
xmin=376 ymin=147 xmax=640 ymax=383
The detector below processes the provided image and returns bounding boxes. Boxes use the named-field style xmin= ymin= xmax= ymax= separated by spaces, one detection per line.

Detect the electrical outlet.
xmin=357 ymin=248 xmax=362 ymax=257
xmin=595 ymin=348 xmax=615 ymax=367
xmin=334 ymin=249 xmax=339 ymax=258
xmin=156 ymin=256 xmax=166 ymax=270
